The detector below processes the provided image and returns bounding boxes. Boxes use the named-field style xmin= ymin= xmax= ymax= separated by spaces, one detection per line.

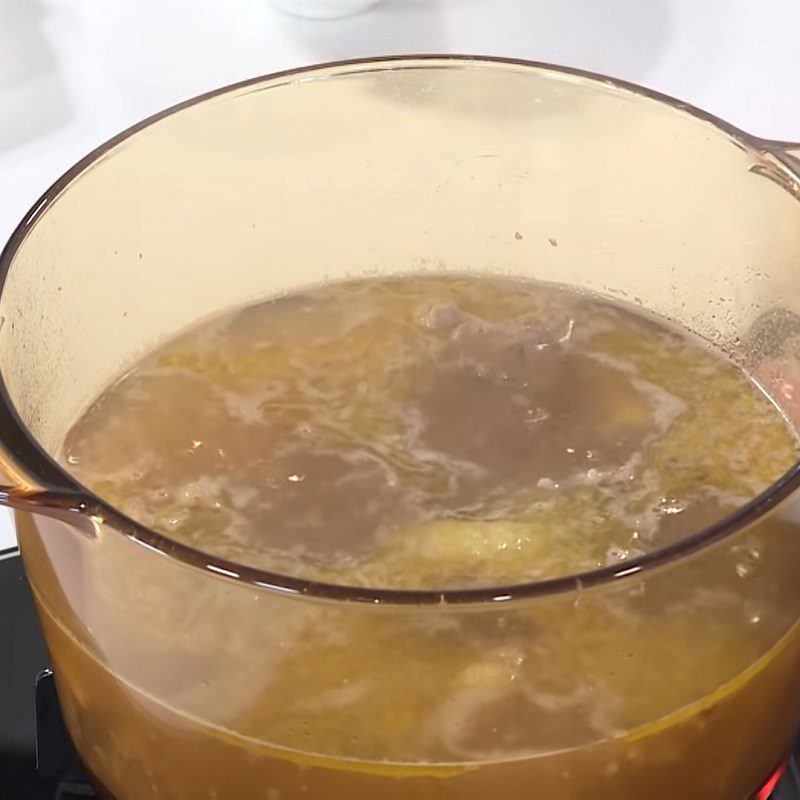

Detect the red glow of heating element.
xmin=754 ymin=759 xmax=787 ymax=800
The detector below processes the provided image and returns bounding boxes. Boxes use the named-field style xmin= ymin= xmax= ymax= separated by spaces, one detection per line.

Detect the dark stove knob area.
xmin=1 ymin=551 xmax=96 ymax=800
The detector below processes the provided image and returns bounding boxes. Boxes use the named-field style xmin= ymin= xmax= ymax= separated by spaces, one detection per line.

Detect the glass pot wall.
xmin=2 ymin=58 xmax=800 ymax=800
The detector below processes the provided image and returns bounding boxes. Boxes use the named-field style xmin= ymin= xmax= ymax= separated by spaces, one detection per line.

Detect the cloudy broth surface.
xmin=44 ymin=274 xmax=800 ymax=800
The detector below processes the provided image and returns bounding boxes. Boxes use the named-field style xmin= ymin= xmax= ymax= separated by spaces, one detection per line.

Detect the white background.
xmin=1 ymin=0 xmax=800 ymax=549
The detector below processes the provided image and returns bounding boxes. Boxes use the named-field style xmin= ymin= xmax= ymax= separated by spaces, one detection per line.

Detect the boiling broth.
xmin=42 ymin=274 xmax=800 ymax=799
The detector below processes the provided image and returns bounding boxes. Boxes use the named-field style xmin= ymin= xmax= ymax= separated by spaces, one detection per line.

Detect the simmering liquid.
xmin=63 ymin=275 xmax=797 ymax=586
xmin=37 ymin=275 xmax=800 ymax=799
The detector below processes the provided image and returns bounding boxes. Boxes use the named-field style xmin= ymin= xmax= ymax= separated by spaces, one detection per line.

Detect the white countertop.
xmin=1 ymin=0 xmax=799 ymax=549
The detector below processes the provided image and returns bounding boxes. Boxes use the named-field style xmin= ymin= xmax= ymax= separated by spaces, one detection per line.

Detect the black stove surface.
xmin=4 ymin=549 xmax=800 ymax=800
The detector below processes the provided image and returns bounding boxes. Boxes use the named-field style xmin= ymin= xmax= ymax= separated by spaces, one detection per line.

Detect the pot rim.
xmin=2 ymin=54 xmax=799 ymax=606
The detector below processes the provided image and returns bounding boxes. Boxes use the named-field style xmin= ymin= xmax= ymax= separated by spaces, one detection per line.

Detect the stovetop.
xmin=4 ymin=549 xmax=800 ymax=800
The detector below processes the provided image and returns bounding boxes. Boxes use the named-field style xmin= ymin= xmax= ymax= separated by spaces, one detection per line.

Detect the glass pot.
xmin=3 ymin=57 xmax=800 ymax=800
